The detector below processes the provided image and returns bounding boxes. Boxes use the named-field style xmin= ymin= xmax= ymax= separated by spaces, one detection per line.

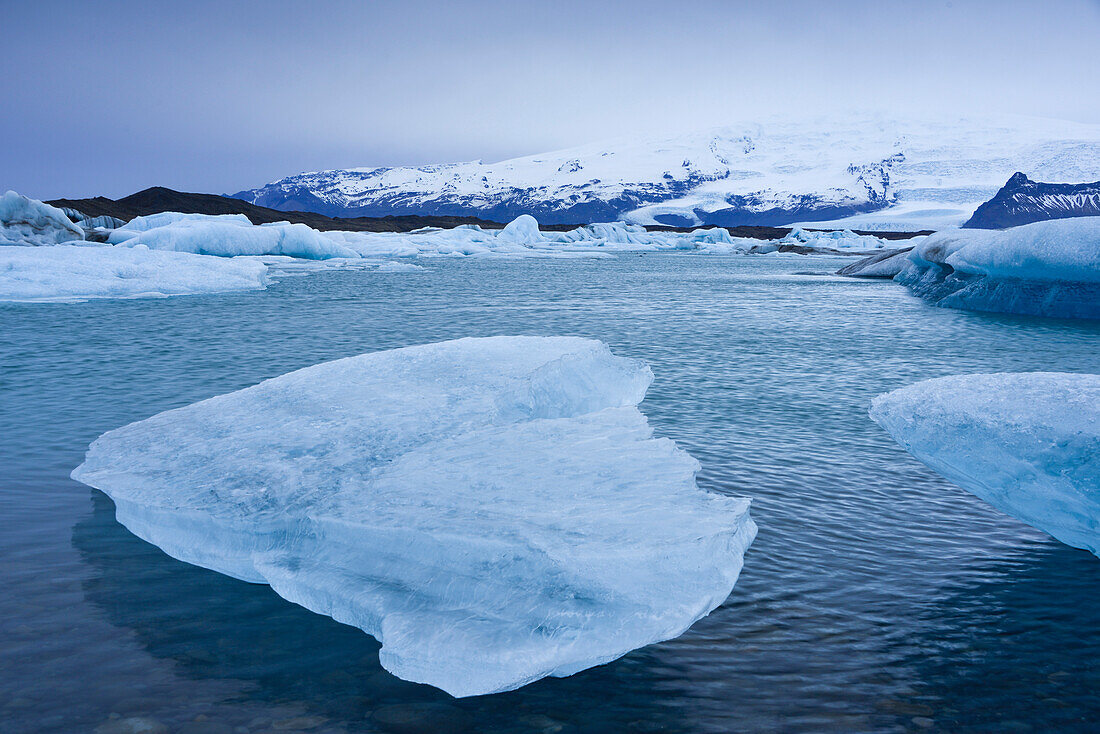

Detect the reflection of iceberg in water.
xmin=72 ymin=490 xmax=696 ymax=732
xmin=903 ymin=543 xmax=1100 ymax=730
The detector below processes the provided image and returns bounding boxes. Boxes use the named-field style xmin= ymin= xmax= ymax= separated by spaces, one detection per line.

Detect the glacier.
xmin=894 ymin=217 xmax=1100 ymax=319
xmin=870 ymin=373 xmax=1100 ymax=558
xmin=1 ymin=190 xmax=85 ymax=246
xmin=0 ymin=244 xmax=270 ymax=302
xmin=70 ymin=336 xmax=757 ymax=697
xmin=232 ymin=115 xmax=1100 ymax=228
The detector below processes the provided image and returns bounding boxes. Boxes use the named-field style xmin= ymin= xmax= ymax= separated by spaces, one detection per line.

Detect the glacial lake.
xmin=2 ymin=254 xmax=1099 ymax=733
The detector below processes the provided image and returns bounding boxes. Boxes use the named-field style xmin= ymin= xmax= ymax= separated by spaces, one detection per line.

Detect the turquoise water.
xmin=2 ymin=254 xmax=1099 ymax=733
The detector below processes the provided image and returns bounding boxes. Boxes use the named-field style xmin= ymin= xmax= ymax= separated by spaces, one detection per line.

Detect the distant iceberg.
xmin=0 ymin=244 xmax=269 ymax=302
xmin=871 ymin=372 xmax=1100 ymax=557
xmin=72 ymin=337 xmax=756 ymax=697
xmin=108 ymin=212 xmax=361 ymax=260
xmin=895 ymin=218 xmax=1100 ymax=319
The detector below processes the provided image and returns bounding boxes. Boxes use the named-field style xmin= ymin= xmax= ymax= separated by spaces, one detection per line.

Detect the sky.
xmin=4 ymin=0 xmax=1100 ymax=199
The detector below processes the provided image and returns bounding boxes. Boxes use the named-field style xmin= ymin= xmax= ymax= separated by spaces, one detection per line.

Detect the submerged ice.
xmin=871 ymin=373 xmax=1100 ymax=557
xmin=72 ymin=337 xmax=756 ymax=697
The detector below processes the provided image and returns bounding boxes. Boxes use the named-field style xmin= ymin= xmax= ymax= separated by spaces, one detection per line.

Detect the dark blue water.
xmin=2 ymin=255 xmax=1099 ymax=734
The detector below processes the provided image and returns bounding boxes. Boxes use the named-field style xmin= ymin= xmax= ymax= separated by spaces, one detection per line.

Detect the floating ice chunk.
xmin=870 ymin=372 xmax=1100 ymax=557
xmin=375 ymin=261 xmax=425 ymax=272
xmin=837 ymin=247 xmax=915 ymax=278
xmin=108 ymin=213 xmax=359 ymax=260
xmin=494 ymin=214 xmax=546 ymax=245
xmin=110 ymin=212 xmax=252 ymax=239
xmin=71 ymin=337 xmax=756 ymax=697
xmin=780 ymin=227 xmax=887 ymax=252
xmin=895 ymin=218 xmax=1100 ymax=318
xmin=0 ymin=244 xmax=269 ymax=302
xmin=0 ymin=191 xmax=85 ymax=246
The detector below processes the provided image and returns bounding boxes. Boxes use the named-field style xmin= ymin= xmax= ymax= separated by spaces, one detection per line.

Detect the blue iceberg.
xmin=894 ymin=218 xmax=1100 ymax=319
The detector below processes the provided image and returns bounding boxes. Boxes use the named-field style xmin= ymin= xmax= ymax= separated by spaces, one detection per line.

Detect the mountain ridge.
xmin=232 ymin=116 xmax=1100 ymax=228
xmin=46 ymin=186 xmax=930 ymax=240
xmin=962 ymin=172 xmax=1100 ymax=229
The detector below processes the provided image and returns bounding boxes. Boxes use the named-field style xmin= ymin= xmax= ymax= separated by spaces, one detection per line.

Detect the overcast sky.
xmin=4 ymin=0 xmax=1099 ymax=199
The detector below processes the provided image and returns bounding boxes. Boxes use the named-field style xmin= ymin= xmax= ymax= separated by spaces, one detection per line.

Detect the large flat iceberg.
xmin=895 ymin=218 xmax=1100 ymax=319
xmin=0 ymin=244 xmax=269 ymax=302
xmin=870 ymin=373 xmax=1100 ymax=557
xmin=71 ymin=337 xmax=756 ymax=697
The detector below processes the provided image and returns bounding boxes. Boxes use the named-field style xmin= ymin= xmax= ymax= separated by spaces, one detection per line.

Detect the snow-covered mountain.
xmin=233 ymin=115 xmax=1100 ymax=229
xmin=962 ymin=172 xmax=1100 ymax=229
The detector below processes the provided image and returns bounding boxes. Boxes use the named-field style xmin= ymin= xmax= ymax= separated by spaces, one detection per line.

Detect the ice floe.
xmin=0 ymin=244 xmax=269 ymax=302
xmin=871 ymin=372 xmax=1100 ymax=557
xmin=375 ymin=261 xmax=425 ymax=272
xmin=72 ymin=336 xmax=756 ymax=696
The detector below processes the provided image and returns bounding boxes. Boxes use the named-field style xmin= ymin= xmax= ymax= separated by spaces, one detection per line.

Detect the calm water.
xmin=2 ymin=254 xmax=1099 ymax=734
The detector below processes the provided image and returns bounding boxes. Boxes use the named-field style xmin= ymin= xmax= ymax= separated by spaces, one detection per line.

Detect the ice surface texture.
xmin=0 ymin=190 xmax=85 ymax=246
xmin=72 ymin=337 xmax=756 ymax=697
xmin=0 ymin=244 xmax=269 ymax=302
xmin=871 ymin=373 xmax=1100 ymax=557
xmin=895 ymin=218 xmax=1100 ymax=319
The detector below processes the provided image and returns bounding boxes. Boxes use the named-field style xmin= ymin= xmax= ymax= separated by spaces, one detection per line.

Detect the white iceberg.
xmin=0 ymin=244 xmax=269 ymax=302
xmin=895 ymin=218 xmax=1100 ymax=319
xmin=0 ymin=190 xmax=85 ymax=246
xmin=494 ymin=213 xmax=546 ymax=245
xmin=71 ymin=336 xmax=756 ymax=697
xmin=109 ymin=212 xmax=360 ymax=260
xmin=870 ymin=372 xmax=1100 ymax=557
xmin=777 ymin=227 xmax=887 ymax=253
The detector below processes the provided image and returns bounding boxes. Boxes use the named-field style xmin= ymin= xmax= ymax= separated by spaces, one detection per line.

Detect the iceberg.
xmin=71 ymin=337 xmax=756 ymax=697
xmin=0 ymin=190 xmax=85 ymax=246
xmin=870 ymin=372 xmax=1100 ymax=557
xmin=895 ymin=218 xmax=1100 ymax=319
xmin=777 ymin=227 xmax=888 ymax=253
xmin=109 ymin=212 xmax=360 ymax=260
xmin=0 ymin=244 xmax=269 ymax=302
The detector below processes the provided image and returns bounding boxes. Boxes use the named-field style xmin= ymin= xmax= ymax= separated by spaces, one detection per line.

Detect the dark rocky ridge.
xmin=962 ymin=173 xmax=1100 ymax=229
xmin=48 ymin=187 xmax=503 ymax=233
xmin=49 ymin=187 xmax=930 ymax=241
